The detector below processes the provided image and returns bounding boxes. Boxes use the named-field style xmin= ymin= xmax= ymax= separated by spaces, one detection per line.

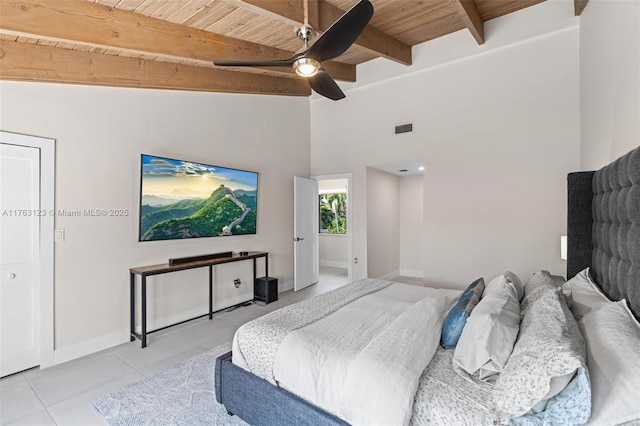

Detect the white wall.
xmin=319 ymin=235 xmax=348 ymax=268
xmin=580 ymin=0 xmax=640 ymax=169
xmin=399 ymin=175 xmax=424 ymax=277
xmin=366 ymin=167 xmax=400 ymax=279
xmin=0 ymin=82 xmax=309 ymax=359
xmin=312 ymin=27 xmax=581 ymax=289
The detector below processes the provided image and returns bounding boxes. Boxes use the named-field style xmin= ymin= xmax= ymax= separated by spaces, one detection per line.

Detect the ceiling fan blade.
xmin=214 ymin=58 xmax=296 ymax=67
xmin=308 ymin=68 xmax=345 ymax=101
xmin=307 ymin=0 xmax=374 ymax=63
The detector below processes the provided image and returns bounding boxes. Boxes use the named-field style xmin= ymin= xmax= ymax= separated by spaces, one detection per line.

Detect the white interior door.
xmin=294 ymin=177 xmax=319 ymax=291
xmin=0 ymin=143 xmax=41 ymax=377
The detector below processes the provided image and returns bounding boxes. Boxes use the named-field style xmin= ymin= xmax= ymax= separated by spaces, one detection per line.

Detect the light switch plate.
xmin=54 ymin=229 xmax=65 ymax=242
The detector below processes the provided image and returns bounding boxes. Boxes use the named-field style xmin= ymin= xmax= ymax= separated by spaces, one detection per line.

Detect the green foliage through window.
xmin=319 ymin=193 xmax=347 ymax=234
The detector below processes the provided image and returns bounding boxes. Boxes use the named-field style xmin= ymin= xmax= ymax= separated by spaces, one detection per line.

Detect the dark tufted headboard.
xmin=567 ymin=146 xmax=640 ymax=318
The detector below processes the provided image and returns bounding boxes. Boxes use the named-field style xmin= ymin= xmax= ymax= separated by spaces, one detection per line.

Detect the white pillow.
xmin=453 ymin=271 xmax=523 ymax=384
xmin=580 ymin=300 xmax=640 ymax=425
xmin=562 ymin=267 xmax=611 ymax=319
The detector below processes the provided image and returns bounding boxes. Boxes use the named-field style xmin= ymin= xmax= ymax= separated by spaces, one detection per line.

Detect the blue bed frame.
xmin=214 ymin=351 xmax=348 ymax=426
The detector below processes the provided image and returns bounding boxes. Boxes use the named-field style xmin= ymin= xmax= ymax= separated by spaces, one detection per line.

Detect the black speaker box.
xmin=255 ymin=276 xmax=278 ymax=304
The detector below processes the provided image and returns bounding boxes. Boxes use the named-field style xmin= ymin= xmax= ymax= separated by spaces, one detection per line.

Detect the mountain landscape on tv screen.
xmin=139 ymin=155 xmax=258 ymax=241
xmin=140 ymin=185 xmax=257 ymax=240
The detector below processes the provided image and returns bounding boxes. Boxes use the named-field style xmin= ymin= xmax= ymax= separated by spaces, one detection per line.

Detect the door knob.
xmin=293 ymin=237 xmax=305 ymax=241
xmin=8 ymin=273 xmax=16 ymax=279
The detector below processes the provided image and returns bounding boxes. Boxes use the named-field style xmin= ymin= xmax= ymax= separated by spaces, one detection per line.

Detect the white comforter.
xmin=233 ymin=279 xmax=459 ymax=426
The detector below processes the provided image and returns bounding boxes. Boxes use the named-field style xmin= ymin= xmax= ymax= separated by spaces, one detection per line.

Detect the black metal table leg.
xmin=253 ymin=258 xmax=257 ymax=300
xmin=209 ymin=265 xmax=213 ymax=319
xmin=130 ymin=272 xmax=135 ymax=341
xmin=141 ymin=275 xmax=147 ymax=348
xmin=265 ymin=254 xmax=269 ymax=303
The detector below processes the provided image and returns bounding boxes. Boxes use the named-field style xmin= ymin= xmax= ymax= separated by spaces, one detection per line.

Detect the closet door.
xmin=1 ymin=143 xmax=41 ymax=377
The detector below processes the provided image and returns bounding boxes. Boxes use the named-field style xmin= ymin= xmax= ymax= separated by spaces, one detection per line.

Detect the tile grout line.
xmin=20 ymin=375 xmax=58 ymax=426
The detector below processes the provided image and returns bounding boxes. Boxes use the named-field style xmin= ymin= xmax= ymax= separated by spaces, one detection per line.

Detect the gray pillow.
xmin=522 ymin=270 xmax=556 ymax=301
xmin=452 ymin=271 xmax=523 ymax=384
xmin=523 ymin=270 xmax=574 ymax=310
xmin=492 ymin=286 xmax=588 ymax=423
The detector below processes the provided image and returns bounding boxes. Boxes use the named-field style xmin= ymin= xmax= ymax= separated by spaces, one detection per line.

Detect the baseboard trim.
xmin=378 ymin=270 xmax=400 ymax=281
xmin=51 ymin=298 xmax=254 ymax=367
xmin=48 ymin=279 xmax=302 ymax=367
xmin=279 ymin=279 xmax=294 ymax=292
xmin=319 ymin=260 xmax=349 ymax=269
xmin=400 ymin=269 xmax=424 ymax=278
xmin=53 ymin=330 xmax=128 ymax=366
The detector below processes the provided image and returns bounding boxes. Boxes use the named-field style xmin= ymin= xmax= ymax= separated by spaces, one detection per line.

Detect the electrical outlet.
xmin=233 ymin=278 xmax=241 ymax=288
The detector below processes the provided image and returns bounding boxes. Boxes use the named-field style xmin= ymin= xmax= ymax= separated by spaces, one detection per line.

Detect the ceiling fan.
xmin=213 ymin=0 xmax=374 ymax=101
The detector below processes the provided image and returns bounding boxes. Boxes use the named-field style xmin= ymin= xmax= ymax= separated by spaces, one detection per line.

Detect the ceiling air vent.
xmin=394 ymin=122 xmax=413 ymax=135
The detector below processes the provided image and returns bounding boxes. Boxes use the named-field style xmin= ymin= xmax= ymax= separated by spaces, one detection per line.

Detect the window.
xmin=319 ymin=193 xmax=347 ymax=234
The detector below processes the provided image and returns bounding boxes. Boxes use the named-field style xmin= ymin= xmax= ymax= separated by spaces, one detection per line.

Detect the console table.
xmin=130 ymin=251 xmax=268 ymax=348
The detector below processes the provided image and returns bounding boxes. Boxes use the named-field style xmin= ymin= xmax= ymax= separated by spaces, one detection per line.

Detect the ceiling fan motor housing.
xmin=296 ymin=25 xmax=316 ymax=42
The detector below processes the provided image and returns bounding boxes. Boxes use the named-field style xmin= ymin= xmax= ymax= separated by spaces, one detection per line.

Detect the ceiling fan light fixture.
xmin=293 ymin=58 xmax=320 ymax=77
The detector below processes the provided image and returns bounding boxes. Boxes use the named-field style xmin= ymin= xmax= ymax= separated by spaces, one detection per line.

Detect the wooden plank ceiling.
xmin=0 ymin=0 xmax=555 ymax=98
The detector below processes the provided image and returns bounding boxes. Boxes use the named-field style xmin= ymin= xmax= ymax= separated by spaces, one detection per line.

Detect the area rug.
xmin=93 ymin=342 xmax=247 ymax=425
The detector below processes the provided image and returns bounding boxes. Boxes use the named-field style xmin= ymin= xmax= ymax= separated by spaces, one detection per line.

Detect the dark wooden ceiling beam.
xmin=236 ymin=0 xmax=412 ymax=65
xmin=0 ymin=0 xmax=355 ymax=81
xmin=574 ymin=0 xmax=589 ymax=16
xmin=451 ymin=0 xmax=485 ymax=45
xmin=0 ymin=39 xmax=311 ymax=96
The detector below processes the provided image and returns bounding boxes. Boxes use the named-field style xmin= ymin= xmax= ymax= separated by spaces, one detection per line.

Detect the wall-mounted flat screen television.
xmin=139 ymin=154 xmax=258 ymax=241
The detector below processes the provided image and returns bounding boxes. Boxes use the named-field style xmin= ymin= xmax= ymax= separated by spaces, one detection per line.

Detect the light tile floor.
xmin=0 ymin=267 xmax=349 ymax=426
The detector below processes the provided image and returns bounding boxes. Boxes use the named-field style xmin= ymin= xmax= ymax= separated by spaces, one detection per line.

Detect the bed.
xmin=215 ymin=146 xmax=640 ymax=426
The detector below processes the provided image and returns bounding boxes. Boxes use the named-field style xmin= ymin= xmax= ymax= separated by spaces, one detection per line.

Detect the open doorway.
xmin=314 ymin=173 xmax=352 ymax=286
xmin=366 ymin=161 xmax=424 ymax=284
